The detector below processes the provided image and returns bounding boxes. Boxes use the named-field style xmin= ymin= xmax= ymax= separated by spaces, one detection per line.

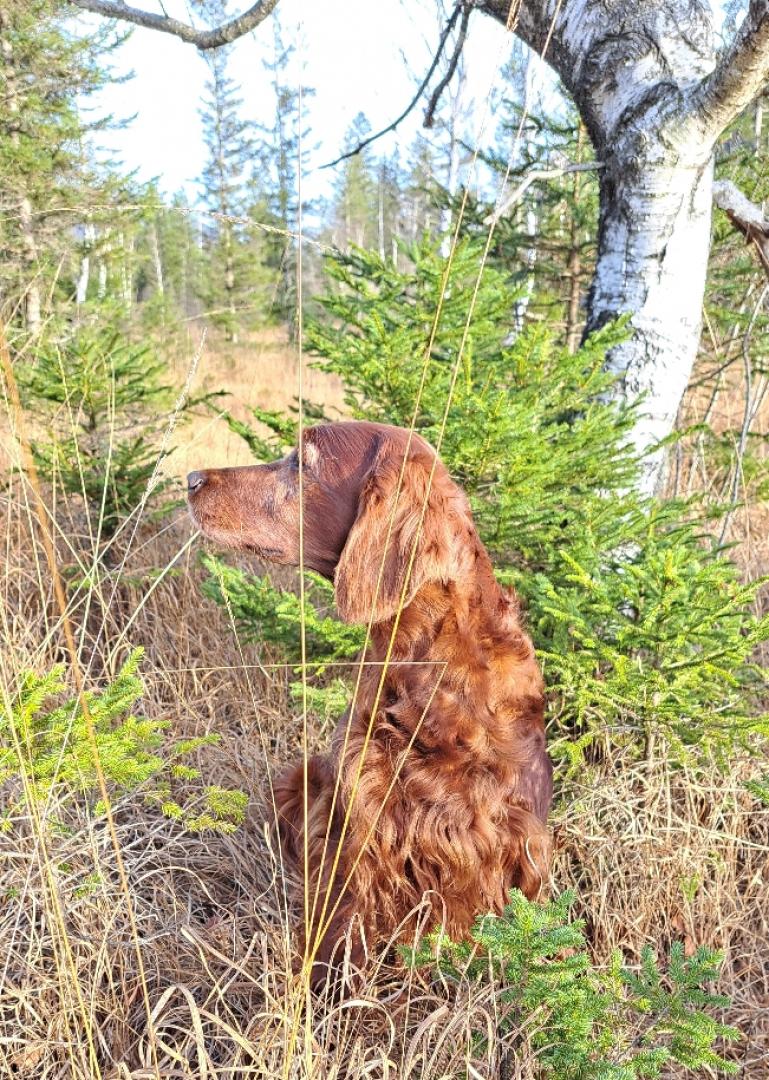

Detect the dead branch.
xmin=712 ymin=178 xmax=769 ymax=280
xmin=67 ymin=0 xmax=280 ymax=50
xmin=483 ymin=161 xmax=602 ymax=224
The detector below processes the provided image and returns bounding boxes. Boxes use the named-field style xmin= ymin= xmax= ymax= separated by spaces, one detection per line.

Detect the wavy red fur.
xmin=187 ymin=421 xmax=553 ymax=986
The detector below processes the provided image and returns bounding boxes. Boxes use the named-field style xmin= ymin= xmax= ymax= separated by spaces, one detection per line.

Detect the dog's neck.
xmin=369 ymin=549 xmax=509 ymax=665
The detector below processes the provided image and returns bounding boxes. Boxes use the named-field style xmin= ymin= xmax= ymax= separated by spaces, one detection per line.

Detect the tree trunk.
xmin=76 ymin=222 xmax=96 ymax=305
xmin=586 ymin=150 xmax=714 ymax=478
xmin=149 ymin=221 xmax=164 ymax=297
xmin=478 ymin=0 xmax=729 ymax=489
xmin=564 ymin=125 xmax=585 ymax=353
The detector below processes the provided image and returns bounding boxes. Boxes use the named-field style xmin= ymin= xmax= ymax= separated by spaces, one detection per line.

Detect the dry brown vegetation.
xmin=1 ymin=332 xmax=768 ymax=1078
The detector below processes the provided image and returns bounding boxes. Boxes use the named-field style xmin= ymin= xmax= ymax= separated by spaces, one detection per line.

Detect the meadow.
xmin=4 ymin=2 xmax=769 ymax=1074
xmin=2 ymin=315 xmax=768 ymax=1078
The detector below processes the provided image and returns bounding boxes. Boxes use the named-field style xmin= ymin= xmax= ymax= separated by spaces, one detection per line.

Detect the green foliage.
xmin=1 ymin=648 xmax=247 ymax=833
xmin=406 ymin=889 xmax=739 ymax=1078
xmin=218 ymin=399 xmax=331 ymax=463
xmin=302 ymin=240 xmax=769 ymax=764
xmin=201 ymin=554 xmax=365 ymax=721
xmin=209 ymin=239 xmax=769 ymax=766
xmin=0 ymin=0 xmax=126 ymax=327
xmin=18 ymin=321 xmax=188 ymax=540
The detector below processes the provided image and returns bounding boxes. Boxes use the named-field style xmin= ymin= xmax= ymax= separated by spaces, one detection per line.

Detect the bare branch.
xmin=690 ymin=0 xmax=769 ymax=136
xmin=67 ymin=0 xmax=280 ymax=50
xmin=320 ymin=1 xmax=464 ymax=170
xmin=423 ymin=2 xmax=472 ymax=129
xmin=483 ymin=161 xmax=602 ymax=225
xmin=713 ymin=178 xmax=769 ymax=280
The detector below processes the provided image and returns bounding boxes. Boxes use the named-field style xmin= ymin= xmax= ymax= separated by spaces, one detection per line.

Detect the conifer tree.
xmin=469 ymin=53 xmax=600 ymax=347
xmin=374 ymin=152 xmax=403 ymax=262
xmin=328 ymin=113 xmax=378 ymax=251
xmin=195 ymin=0 xmax=253 ymax=342
xmin=252 ymin=17 xmax=314 ymax=330
xmin=401 ymin=135 xmax=441 ymax=243
xmin=0 ymin=0 xmax=122 ymax=332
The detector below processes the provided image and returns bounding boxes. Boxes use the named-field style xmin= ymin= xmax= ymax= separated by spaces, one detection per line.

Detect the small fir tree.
xmin=405 ymin=889 xmax=739 ymax=1078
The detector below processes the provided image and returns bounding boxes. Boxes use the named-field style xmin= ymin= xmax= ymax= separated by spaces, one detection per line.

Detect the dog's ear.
xmin=334 ymin=445 xmax=472 ymax=625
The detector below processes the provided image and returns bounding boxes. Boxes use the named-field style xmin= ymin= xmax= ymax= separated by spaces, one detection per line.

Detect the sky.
xmin=83 ymin=1 xmax=515 ymax=210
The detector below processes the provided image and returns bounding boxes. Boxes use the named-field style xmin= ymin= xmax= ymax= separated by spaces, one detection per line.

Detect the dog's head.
xmin=187 ymin=421 xmax=475 ymax=624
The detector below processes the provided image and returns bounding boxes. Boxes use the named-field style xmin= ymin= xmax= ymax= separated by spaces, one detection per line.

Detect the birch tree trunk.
xmin=477 ymin=0 xmax=769 ymax=489
xmin=586 ymin=140 xmax=714 ymax=471
xmin=76 ymin=222 xmax=96 ymax=305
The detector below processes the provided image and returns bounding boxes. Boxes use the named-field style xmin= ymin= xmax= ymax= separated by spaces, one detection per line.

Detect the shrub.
xmin=201 ymin=553 xmax=364 ymax=723
xmin=1 ymin=648 xmax=247 ymax=833
xmin=208 ymin=239 xmax=769 ymax=766
xmin=406 ymin=889 xmax=739 ymax=1078
xmin=18 ymin=320 xmax=194 ymax=540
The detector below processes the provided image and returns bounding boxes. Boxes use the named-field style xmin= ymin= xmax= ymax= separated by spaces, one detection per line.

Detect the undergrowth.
xmin=407 ymin=889 xmax=739 ymax=1078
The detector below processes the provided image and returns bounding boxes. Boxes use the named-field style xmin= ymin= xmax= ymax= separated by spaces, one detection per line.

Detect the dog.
xmin=188 ymin=420 xmax=553 ymax=985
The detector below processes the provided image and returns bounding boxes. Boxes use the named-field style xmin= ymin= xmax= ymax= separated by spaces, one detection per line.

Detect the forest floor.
xmin=1 ymin=330 xmax=768 ymax=1077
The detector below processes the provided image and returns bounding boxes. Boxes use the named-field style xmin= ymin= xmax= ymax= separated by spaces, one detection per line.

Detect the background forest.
xmin=2 ymin=0 xmax=769 ymax=1077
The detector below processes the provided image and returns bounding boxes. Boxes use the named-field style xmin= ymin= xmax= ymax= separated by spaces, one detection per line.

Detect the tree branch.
xmin=690 ymin=0 xmax=769 ymax=137
xmin=483 ymin=161 xmax=602 ymax=224
xmin=320 ymin=1 xmax=464 ymax=170
xmin=423 ymin=2 xmax=472 ymax=129
xmin=474 ymin=1 xmax=567 ymax=63
xmin=67 ymin=0 xmax=280 ymax=49
xmin=712 ymin=178 xmax=769 ymax=280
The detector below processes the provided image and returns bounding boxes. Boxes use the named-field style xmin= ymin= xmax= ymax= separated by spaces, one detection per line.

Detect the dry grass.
xmin=162 ymin=326 xmax=347 ymax=479
xmin=1 ymin=331 xmax=768 ymax=1078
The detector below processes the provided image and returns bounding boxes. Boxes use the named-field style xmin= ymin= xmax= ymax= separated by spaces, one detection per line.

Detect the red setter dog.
xmin=188 ymin=421 xmax=552 ymax=984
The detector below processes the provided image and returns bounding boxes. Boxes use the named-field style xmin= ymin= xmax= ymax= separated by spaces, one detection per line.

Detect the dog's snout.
xmin=187 ymin=470 xmax=207 ymax=494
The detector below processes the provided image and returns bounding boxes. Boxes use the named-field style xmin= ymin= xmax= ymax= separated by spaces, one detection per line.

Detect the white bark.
xmin=76 ymin=222 xmax=96 ymax=305
xmin=149 ymin=222 xmax=164 ymax=296
xmin=475 ymin=0 xmax=769 ymax=488
xmin=591 ymin=156 xmax=714 ymax=479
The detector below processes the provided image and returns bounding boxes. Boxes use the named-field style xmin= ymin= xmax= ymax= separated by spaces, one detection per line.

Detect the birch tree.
xmin=68 ymin=0 xmax=769 ymax=484
xmin=471 ymin=0 xmax=769 ymax=483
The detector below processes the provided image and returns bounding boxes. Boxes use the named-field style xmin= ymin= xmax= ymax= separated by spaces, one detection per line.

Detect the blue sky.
xmin=85 ymin=1 xmax=513 ymax=210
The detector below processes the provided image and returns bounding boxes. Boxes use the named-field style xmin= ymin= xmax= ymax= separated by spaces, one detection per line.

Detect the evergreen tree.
xmin=0 ymin=0 xmax=123 ymax=332
xmin=401 ymin=135 xmax=441 ymax=243
xmin=462 ymin=51 xmax=600 ymax=347
xmin=252 ymin=17 xmax=314 ymax=330
xmin=327 ymin=113 xmax=378 ymax=251
xmin=130 ymin=187 xmax=204 ymax=330
xmin=407 ymin=889 xmax=739 ymax=1078
xmin=195 ymin=0 xmax=253 ymax=342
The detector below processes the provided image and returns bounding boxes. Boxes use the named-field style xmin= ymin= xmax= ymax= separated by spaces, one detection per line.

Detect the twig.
xmin=320 ymin=1 xmax=464 ymax=170
xmin=423 ymin=3 xmax=472 ymax=129
xmin=483 ymin=161 xmax=602 ymax=225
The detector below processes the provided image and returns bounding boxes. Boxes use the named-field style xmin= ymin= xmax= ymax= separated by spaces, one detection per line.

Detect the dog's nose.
xmin=187 ymin=470 xmax=207 ymax=494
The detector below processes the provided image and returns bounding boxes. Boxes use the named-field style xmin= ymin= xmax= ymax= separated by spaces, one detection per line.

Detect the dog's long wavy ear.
xmin=334 ymin=445 xmax=473 ymax=625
